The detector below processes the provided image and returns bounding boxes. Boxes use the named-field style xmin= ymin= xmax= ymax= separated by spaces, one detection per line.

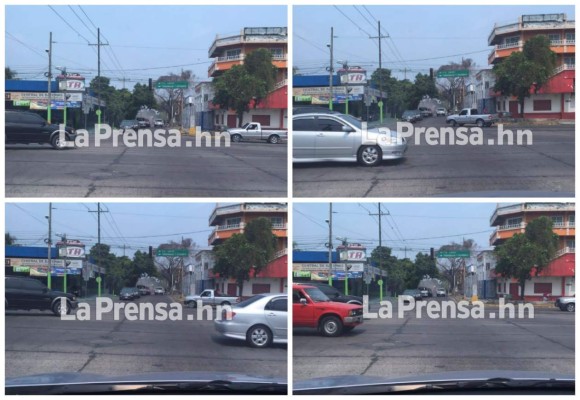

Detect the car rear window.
xmin=235 ymin=294 xmax=265 ymax=308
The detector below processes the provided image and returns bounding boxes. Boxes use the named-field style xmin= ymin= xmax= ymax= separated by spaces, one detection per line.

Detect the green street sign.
xmin=437 ymin=69 xmax=469 ymax=78
xmin=13 ymin=266 xmax=30 ymax=273
xmin=157 ymin=248 xmax=189 ymax=257
xmin=437 ymin=250 xmax=471 ymax=258
xmin=156 ymin=81 xmax=189 ymax=89
xmin=293 ymin=271 xmax=311 ymax=278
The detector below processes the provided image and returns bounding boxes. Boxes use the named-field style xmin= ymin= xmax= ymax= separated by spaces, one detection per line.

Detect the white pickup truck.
xmin=227 ymin=122 xmax=287 ymax=144
xmin=446 ymin=108 xmax=498 ymax=127
xmin=184 ymin=289 xmax=239 ymax=308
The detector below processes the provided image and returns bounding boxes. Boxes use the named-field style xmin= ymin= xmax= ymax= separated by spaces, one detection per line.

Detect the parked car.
xmin=184 ymin=289 xmax=239 ymax=308
xmin=555 ymin=296 xmax=575 ymax=312
xmin=418 ymin=107 xmax=432 ymax=118
xmin=154 ymin=119 xmax=164 ymax=127
xmin=154 ymin=287 xmax=165 ymax=295
xmin=293 ymin=106 xmax=340 ymax=115
xmin=5 ymin=276 xmax=78 ymax=316
xmin=436 ymin=288 xmax=447 ymax=297
xmin=227 ymin=122 xmax=287 ymax=144
xmin=293 ymin=284 xmax=363 ymax=337
xmin=402 ymin=110 xmax=419 ymax=123
xmin=295 ymin=282 xmax=363 ymax=305
xmin=436 ymin=107 xmax=447 ymax=116
xmin=418 ymin=287 xmax=432 ymax=298
xmin=446 ymin=108 xmax=498 ymax=127
xmin=136 ymin=118 xmax=150 ymax=128
xmin=5 ymin=110 xmax=77 ymax=149
xmin=214 ymin=293 xmax=287 ymax=348
xmin=120 ymin=119 xmax=139 ymax=131
xmin=131 ymin=287 xmax=141 ymax=299
xmin=120 ymin=287 xmax=136 ymax=301
xmin=138 ymin=287 xmax=151 ymax=296
xmin=293 ymin=112 xmax=407 ymax=167
xmin=400 ymin=289 xmax=422 ymax=304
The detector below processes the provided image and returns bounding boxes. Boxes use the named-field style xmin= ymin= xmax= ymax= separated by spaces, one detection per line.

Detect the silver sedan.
xmin=214 ymin=293 xmax=287 ymax=348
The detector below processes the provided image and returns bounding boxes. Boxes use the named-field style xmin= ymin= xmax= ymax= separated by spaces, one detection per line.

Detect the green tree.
xmin=107 ymin=88 xmax=132 ymax=127
xmin=493 ymin=35 xmax=556 ymax=116
xmin=213 ymin=217 xmax=277 ymax=296
xmin=437 ymin=239 xmax=476 ymax=293
xmin=5 ymin=232 xmax=16 ymax=245
xmin=6 ymin=67 xmax=16 ymax=79
xmin=89 ymin=243 xmax=117 ymax=293
xmin=243 ymin=49 xmax=277 ymax=101
xmin=494 ymin=217 xmax=559 ymax=300
xmin=410 ymin=73 xmax=438 ymax=108
xmin=213 ymin=65 xmax=265 ymax=127
xmin=408 ymin=252 xmax=438 ymax=287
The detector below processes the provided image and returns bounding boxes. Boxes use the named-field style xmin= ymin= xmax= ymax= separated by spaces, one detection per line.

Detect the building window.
xmin=534 ymin=282 xmax=552 ymax=294
xmin=533 ymin=100 xmax=552 ymax=111
xmin=484 ymin=81 xmax=490 ymax=90
xmin=551 ymin=215 xmax=564 ymax=227
xmin=548 ymin=33 xmax=561 ymax=44
xmin=252 ymin=115 xmax=271 ymax=126
xmin=270 ymin=48 xmax=284 ymax=59
xmin=485 ymin=262 xmax=490 ymax=271
xmin=564 ymin=56 xmax=575 ymax=66
xmin=252 ymin=283 xmax=271 ymax=294
xmin=224 ymin=217 xmax=241 ymax=228
xmin=505 ymin=217 xmax=522 ymax=227
xmin=566 ymin=32 xmax=575 ymax=42
xmin=225 ymin=48 xmax=241 ymax=60
xmin=566 ymin=239 xmax=575 ymax=249
xmin=270 ymin=216 xmax=284 ymax=228
xmin=569 ymin=214 xmax=575 ymax=225
xmin=505 ymin=36 xmax=519 ymax=46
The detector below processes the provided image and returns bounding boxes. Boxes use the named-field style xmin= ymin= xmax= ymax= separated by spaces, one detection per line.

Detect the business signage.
xmin=58 ymin=246 xmax=86 ymax=258
xmin=29 ymin=100 xmax=81 ymax=110
xmin=13 ymin=266 xmax=30 ymax=273
xmin=58 ymin=79 xmax=86 ymax=91
xmin=13 ymin=100 xmax=30 ymax=107
xmin=339 ymin=249 xmax=367 ymax=261
xmin=7 ymin=92 xmax=83 ymax=102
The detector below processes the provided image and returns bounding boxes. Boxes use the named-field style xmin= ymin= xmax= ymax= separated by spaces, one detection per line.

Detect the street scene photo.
xmin=292 ymin=202 xmax=575 ymax=395
xmin=5 ymin=6 xmax=288 ymax=197
xmin=5 ymin=202 xmax=288 ymax=395
xmin=293 ymin=5 xmax=574 ymax=197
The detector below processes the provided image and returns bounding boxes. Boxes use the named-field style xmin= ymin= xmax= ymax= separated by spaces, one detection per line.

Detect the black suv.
xmin=5 ymin=110 xmax=76 ymax=149
xmin=5 ymin=276 xmax=78 ymax=316
xmin=295 ymin=282 xmax=363 ymax=305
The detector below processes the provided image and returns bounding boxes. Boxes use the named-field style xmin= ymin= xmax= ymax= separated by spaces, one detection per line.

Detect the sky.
xmin=5 ymin=203 xmax=221 ymax=257
xmin=294 ymin=5 xmax=575 ymax=80
xmin=5 ymin=5 xmax=287 ymax=89
xmin=293 ymin=202 xmax=501 ymax=260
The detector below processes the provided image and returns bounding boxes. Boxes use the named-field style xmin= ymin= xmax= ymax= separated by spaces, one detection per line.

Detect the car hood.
xmin=293 ymin=370 xmax=574 ymax=395
xmin=310 ymin=300 xmax=362 ymax=311
xmin=6 ymin=371 xmax=287 ymax=395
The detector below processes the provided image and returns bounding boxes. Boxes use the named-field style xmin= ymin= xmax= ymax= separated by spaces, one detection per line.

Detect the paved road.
xmin=5 ymin=295 xmax=287 ymax=380
xmin=293 ymin=118 xmax=575 ymax=197
xmin=5 ymin=132 xmax=287 ymax=197
xmin=293 ymin=298 xmax=574 ymax=381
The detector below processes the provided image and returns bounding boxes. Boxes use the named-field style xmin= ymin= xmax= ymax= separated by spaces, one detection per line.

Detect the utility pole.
xmin=369 ymin=22 xmax=389 ymax=123
xmin=89 ymin=203 xmax=108 ymax=291
xmin=47 ymin=32 xmax=53 ymax=123
xmin=89 ymin=28 xmax=108 ymax=129
xmin=47 ymin=203 xmax=52 ymax=289
xmin=328 ymin=27 xmax=334 ymax=111
xmin=368 ymin=204 xmax=388 ymax=296
xmin=328 ymin=203 xmax=333 ymax=286
xmin=62 ymin=234 xmax=68 ymax=293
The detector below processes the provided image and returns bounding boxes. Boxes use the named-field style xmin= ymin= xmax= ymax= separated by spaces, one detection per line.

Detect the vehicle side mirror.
xmin=342 ymin=126 xmax=353 ymax=133
xmin=334 ymin=293 xmax=340 ymax=297
xmin=42 ymin=287 xmax=49 ymax=293
xmin=300 ymin=298 xmax=307 ymax=305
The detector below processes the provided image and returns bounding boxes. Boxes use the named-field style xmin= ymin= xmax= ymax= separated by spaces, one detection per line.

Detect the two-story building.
xmin=490 ymin=203 xmax=575 ymax=300
xmin=488 ymin=13 xmax=575 ymax=119
xmin=208 ymin=27 xmax=288 ymax=129
xmin=208 ymin=203 xmax=288 ymax=296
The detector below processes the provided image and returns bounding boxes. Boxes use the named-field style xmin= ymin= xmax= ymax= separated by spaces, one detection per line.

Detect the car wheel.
xmin=51 ymin=133 xmax=68 ymax=150
xmin=476 ymin=119 xmax=484 ymax=128
xmin=186 ymin=300 xmax=197 ymax=308
xmin=566 ymin=303 xmax=575 ymax=312
xmin=220 ymin=301 xmax=231 ymax=306
xmin=247 ymin=325 xmax=272 ymax=348
xmin=231 ymin=134 xmax=242 ymax=143
xmin=320 ymin=315 xmax=343 ymax=337
xmin=52 ymin=299 xmax=71 ymax=316
xmin=268 ymin=135 xmax=280 ymax=144
xmin=450 ymin=120 xmax=457 ymax=127
xmin=357 ymin=145 xmax=382 ymax=167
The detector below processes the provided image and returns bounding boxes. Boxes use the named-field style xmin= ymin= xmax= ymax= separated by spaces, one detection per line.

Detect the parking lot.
xmin=293 ymin=118 xmax=575 ymax=197
xmin=293 ymin=298 xmax=574 ymax=381
xmin=5 ymin=133 xmax=287 ymax=197
xmin=5 ymin=295 xmax=287 ymax=380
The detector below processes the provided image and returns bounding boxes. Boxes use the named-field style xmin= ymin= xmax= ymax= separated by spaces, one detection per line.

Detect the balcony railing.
xmin=549 ymin=39 xmax=576 ymax=46
xmin=216 ymin=222 xmax=244 ymax=231
xmin=552 ymin=63 xmax=575 ymax=76
xmin=497 ymin=222 xmax=526 ymax=231
xmin=209 ymin=203 xmax=287 ymax=225
xmin=273 ymin=79 xmax=288 ymax=91
xmin=490 ymin=203 xmax=575 ymax=225
xmin=553 ymin=246 xmax=575 ymax=259
xmin=273 ymin=248 xmax=288 ymax=259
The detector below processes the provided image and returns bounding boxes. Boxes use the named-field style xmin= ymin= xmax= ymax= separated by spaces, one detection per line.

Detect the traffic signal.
xmin=149 ymin=78 xmax=153 ymax=91
xmin=149 ymin=246 xmax=153 ymax=258
xmin=430 ymin=68 xmax=434 ymax=80
xmin=430 ymin=247 xmax=435 ymax=260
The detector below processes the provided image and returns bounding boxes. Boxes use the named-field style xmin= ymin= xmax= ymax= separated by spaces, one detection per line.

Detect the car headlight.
xmin=348 ymin=310 xmax=357 ymax=316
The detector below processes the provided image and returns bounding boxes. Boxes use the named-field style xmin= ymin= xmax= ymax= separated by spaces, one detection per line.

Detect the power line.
xmin=47 ymin=6 xmax=91 ymax=44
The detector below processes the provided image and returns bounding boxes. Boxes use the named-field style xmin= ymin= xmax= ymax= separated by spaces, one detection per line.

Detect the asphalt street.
xmin=293 ymin=118 xmax=575 ymax=197
xmin=5 ymin=132 xmax=287 ymax=197
xmin=5 ymin=295 xmax=287 ymax=380
xmin=293 ymin=298 xmax=575 ymax=382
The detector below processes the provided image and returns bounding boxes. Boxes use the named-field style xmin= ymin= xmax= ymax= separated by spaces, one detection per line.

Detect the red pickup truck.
xmin=293 ymin=284 xmax=363 ymax=337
